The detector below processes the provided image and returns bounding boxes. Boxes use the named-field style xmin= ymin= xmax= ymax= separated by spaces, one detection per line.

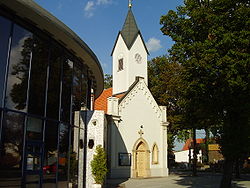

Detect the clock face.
xmin=135 ymin=53 xmax=142 ymax=64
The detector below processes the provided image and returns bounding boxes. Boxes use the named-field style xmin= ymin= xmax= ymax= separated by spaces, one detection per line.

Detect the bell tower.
xmin=111 ymin=3 xmax=149 ymax=95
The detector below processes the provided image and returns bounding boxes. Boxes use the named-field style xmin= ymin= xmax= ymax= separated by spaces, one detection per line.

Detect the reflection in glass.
xmin=28 ymin=35 xmax=49 ymax=116
xmin=72 ymin=62 xmax=82 ymax=112
xmin=0 ymin=16 xmax=12 ymax=107
xmin=5 ymin=24 xmax=32 ymax=112
xmin=43 ymin=120 xmax=58 ymax=187
xmin=61 ymin=58 xmax=73 ymax=123
xmin=69 ymin=126 xmax=79 ymax=187
xmin=81 ymin=67 xmax=88 ymax=110
xmin=58 ymin=123 xmax=69 ymax=186
xmin=0 ymin=112 xmax=25 ymax=187
xmin=46 ymin=43 xmax=62 ymax=120
xmin=26 ymin=154 xmax=41 ymax=171
xmin=0 ymin=15 xmax=92 ymax=187
xmin=26 ymin=174 xmax=40 ymax=188
xmin=26 ymin=117 xmax=43 ymax=140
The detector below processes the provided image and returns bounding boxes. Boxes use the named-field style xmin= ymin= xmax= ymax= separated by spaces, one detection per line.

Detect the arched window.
xmin=152 ymin=143 xmax=159 ymax=164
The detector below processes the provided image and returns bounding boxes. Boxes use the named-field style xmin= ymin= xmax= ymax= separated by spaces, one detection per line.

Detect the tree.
xmin=91 ymin=145 xmax=108 ymax=185
xmin=104 ymin=74 xmax=112 ymax=89
xmin=160 ymin=0 xmax=250 ymax=187
xmin=148 ymin=56 xmax=189 ymax=150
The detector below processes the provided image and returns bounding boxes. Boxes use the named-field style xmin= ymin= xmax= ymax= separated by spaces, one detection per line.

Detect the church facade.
xmin=94 ymin=7 xmax=169 ymax=179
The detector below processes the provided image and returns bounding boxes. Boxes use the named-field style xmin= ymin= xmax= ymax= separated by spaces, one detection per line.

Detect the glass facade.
xmin=0 ymin=12 xmax=93 ymax=188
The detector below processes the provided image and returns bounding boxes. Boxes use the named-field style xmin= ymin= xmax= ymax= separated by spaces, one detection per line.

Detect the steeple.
xmin=120 ymin=9 xmax=139 ymax=49
xmin=111 ymin=3 xmax=149 ymax=95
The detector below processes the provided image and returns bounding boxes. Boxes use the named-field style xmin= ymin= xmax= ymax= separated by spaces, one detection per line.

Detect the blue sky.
xmin=34 ymin=0 xmax=183 ymax=74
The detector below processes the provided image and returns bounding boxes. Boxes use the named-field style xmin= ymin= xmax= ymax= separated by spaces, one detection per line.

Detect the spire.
xmin=120 ymin=9 xmax=139 ymax=49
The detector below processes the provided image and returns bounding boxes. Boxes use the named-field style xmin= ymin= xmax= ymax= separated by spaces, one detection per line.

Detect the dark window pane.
xmin=87 ymin=79 xmax=92 ymax=109
xmin=61 ymin=58 xmax=73 ymax=123
xmin=0 ymin=16 xmax=12 ymax=108
xmin=81 ymin=68 xmax=88 ymax=110
xmin=46 ymin=44 xmax=62 ymax=120
xmin=58 ymin=123 xmax=69 ymax=186
xmin=0 ymin=112 xmax=25 ymax=187
xmin=26 ymin=117 xmax=43 ymax=140
xmin=118 ymin=58 xmax=123 ymax=71
xmin=26 ymin=174 xmax=40 ymax=187
xmin=5 ymin=24 xmax=32 ymax=112
xmin=43 ymin=120 xmax=58 ymax=187
xmin=24 ymin=140 xmax=43 ymax=187
xmin=72 ymin=62 xmax=82 ymax=112
xmin=28 ymin=35 xmax=49 ymax=116
xmin=0 ymin=108 xmax=2 ymax=140
xmin=69 ymin=126 xmax=79 ymax=187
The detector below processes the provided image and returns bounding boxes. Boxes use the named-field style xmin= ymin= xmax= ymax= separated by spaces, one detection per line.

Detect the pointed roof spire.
xmin=120 ymin=8 xmax=139 ymax=49
xmin=111 ymin=2 xmax=149 ymax=55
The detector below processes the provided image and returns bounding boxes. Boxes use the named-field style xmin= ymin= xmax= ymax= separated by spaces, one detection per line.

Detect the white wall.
xmin=174 ymin=149 xmax=203 ymax=163
xmin=85 ymin=111 xmax=106 ymax=188
xmin=174 ymin=150 xmax=190 ymax=163
xmin=127 ymin=35 xmax=148 ymax=86
xmin=112 ymin=34 xmax=129 ymax=95
xmin=112 ymin=34 xmax=148 ymax=95
xmin=108 ymin=79 xmax=168 ymax=178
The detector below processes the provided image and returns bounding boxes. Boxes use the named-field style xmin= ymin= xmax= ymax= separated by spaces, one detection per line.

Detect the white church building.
xmin=85 ymin=4 xmax=169 ymax=186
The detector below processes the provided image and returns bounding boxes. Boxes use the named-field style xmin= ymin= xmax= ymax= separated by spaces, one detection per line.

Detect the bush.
xmin=91 ymin=145 xmax=108 ymax=185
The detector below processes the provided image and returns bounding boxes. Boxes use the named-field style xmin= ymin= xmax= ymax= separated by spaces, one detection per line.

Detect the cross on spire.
xmin=129 ymin=0 xmax=132 ymax=8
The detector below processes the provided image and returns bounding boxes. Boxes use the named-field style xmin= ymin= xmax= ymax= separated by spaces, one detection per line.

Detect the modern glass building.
xmin=0 ymin=0 xmax=104 ymax=187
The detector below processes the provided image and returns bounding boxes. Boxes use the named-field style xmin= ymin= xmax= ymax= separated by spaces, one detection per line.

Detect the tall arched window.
xmin=152 ymin=143 xmax=159 ymax=164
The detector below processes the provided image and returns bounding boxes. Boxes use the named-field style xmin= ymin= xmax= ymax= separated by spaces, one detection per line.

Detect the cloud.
xmin=146 ymin=37 xmax=162 ymax=52
xmin=84 ymin=1 xmax=95 ymax=17
xmin=96 ymin=0 xmax=112 ymax=5
xmin=84 ymin=0 xmax=113 ymax=18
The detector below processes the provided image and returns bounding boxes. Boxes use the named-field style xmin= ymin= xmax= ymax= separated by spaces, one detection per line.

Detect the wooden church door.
xmin=136 ymin=141 xmax=147 ymax=177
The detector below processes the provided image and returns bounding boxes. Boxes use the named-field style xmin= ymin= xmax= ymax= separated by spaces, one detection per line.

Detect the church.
xmin=92 ymin=2 xmax=169 ymax=180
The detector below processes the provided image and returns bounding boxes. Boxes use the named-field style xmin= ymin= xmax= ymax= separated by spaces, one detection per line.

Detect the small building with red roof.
xmin=174 ymin=138 xmax=205 ymax=164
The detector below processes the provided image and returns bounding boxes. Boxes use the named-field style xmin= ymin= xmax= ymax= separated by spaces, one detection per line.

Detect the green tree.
xmin=91 ymin=145 xmax=108 ymax=185
xmin=160 ymin=0 xmax=250 ymax=187
xmin=104 ymin=74 xmax=112 ymax=89
xmin=148 ymin=56 xmax=189 ymax=151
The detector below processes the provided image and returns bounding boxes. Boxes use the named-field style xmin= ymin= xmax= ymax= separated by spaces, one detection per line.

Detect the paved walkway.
xmin=106 ymin=173 xmax=250 ymax=188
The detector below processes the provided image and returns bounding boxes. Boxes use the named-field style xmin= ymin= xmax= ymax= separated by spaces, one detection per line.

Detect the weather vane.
xmin=129 ymin=0 xmax=132 ymax=8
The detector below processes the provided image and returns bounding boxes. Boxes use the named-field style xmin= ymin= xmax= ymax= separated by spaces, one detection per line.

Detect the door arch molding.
xmin=132 ymin=138 xmax=150 ymax=178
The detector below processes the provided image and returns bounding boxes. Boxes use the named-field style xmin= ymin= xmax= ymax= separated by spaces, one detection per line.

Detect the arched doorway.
xmin=132 ymin=138 xmax=150 ymax=178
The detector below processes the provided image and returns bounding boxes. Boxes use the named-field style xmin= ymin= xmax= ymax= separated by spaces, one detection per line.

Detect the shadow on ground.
xmin=172 ymin=172 xmax=250 ymax=188
xmin=105 ymin=178 xmax=128 ymax=188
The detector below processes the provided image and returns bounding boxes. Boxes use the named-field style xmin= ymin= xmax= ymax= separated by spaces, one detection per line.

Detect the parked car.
xmin=43 ymin=163 xmax=56 ymax=174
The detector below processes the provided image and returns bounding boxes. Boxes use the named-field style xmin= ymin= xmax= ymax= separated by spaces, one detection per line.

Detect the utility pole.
xmin=192 ymin=128 xmax=197 ymax=176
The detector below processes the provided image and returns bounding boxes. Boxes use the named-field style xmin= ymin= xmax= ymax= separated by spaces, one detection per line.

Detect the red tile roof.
xmin=182 ymin=138 xmax=205 ymax=151
xmin=94 ymin=88 xmax=124 ymax=113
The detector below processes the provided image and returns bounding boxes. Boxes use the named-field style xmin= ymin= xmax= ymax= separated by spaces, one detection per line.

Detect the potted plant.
xmin=91 ymin=145 xmax=108 ymax=188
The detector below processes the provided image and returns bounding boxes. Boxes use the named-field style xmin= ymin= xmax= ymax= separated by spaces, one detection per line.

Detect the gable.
xmin=118 ymin=77 xmax=162 ymax=120
xmin=111 ymin=32 xmax=149 ymax=56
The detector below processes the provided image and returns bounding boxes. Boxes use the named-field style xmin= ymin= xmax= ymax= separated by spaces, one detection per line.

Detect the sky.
xmin=34 ymin=0 xmax=184 ymax=74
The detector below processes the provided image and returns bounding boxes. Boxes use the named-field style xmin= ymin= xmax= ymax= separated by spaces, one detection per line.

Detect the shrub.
xmin=91 ymin=145 xmax=108 ymax=185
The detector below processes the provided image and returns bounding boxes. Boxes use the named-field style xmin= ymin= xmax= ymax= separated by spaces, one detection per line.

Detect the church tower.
xmin=111 ymin=3 xmax=149 ymax=95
